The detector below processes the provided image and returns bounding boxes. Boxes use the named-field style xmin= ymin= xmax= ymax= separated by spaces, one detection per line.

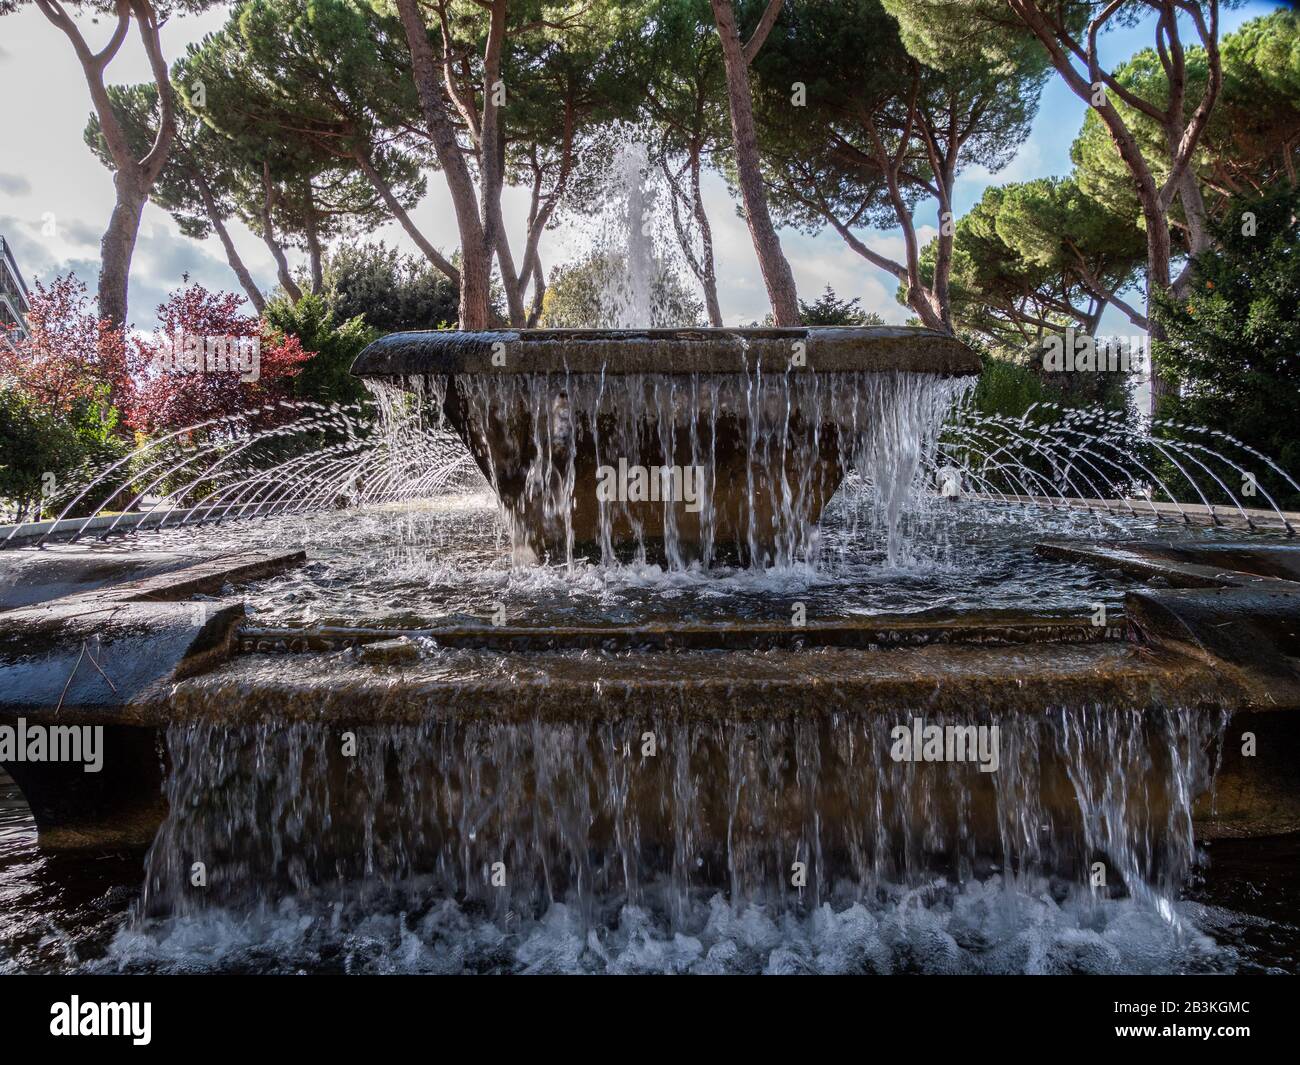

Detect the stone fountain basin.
xmin=351 ymin=327 xmax=981 ymax=558
xmin=3 ymin=539 xmax=1299 ymax=847
xmin=349 ymin=326 xmax=981 ymax=376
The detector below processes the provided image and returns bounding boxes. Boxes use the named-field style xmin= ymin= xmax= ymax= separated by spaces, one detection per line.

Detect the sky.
xmin=0 ymin=1 xmax=1284 ymax=337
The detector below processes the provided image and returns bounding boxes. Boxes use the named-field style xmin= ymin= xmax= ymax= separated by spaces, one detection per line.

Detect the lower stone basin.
xmin=351 ymin=327 xmax=980 ymax=563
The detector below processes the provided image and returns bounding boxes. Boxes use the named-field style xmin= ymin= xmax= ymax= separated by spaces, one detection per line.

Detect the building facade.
xmin=0 ymin=235 xmax=31 ymax=353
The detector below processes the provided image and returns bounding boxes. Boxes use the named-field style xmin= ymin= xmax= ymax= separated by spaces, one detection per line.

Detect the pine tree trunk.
xmin=355 ymin=149 xmax=459 ymax=286
xmin=98 ymin=172 xmax=148 ymax=330
xmin=710 ymin=0 xmax=800 ymax=326
xmin=213 ymin=216 xmax=265 ymax=315
xmin=394 ymin=0 xmax=492 ymax=329
xmin=692 ymin=151 xmax=724 ymax=327
xmin=1141 ymin=198 xmax=1177 ymax=413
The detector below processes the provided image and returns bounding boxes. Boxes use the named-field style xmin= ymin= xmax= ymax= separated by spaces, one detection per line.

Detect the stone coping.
xmin=1037 ymin=538 xmax=1300 ymax=710
xmin=152 ymin=640 xmax=1231 ymax=726
xmin=236 ymin=608 xmax=1126 ymax=656
xmin=976 ymin=493 xmax=1298 ymax=534
xmin=4 ymin=538 xmax=1299 ymax=722
xmin=350 ymin=325 xmax=982 ymax=377
xmin=0 ymin=549 xmax=305 ymax=718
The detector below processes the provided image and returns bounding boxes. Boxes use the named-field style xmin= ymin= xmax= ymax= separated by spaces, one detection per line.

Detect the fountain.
xmin=1 ymin=138 xmax=1298 ymax=974
xmin=2 ymin=372 xmax=1299 ymax=970
xmin=350 ymin=326 xmax=978 ymax=565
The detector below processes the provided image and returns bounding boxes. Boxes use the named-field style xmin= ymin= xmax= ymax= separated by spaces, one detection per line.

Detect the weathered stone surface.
xmin=1197 ymin=710 xmax=1300 ymax=838
xmin=0 ymin=547 xmax=207 ymax=611
xmin=1038 ymin=538 xmax=1300 ymax=588
xmin=1126 ymin=587 xmax=1300 ymax=710
xmin=0 ymin=546 xmax=306 ymax=612
xmin=153 ymin=641 xmax=1233 ymax=726
xmin=238 ymin=608 xmax=1126 ymax=654
xmin=0 ymin=549 xmax=305 ymax=845
xmin=982 ymin=494 xmax=1299 ymax=534
xmin=1037 ymin=539 xmax=1300 ymax=711
xmin=351 ymin=325 xmax=983 ymax=377
xmin=354 ymin=328 xmax=980 ymax=558
xmin=0 ymin=600 xmax=246 ymax=720
xmin=358 ymin=636 xmax=421 ymax=664
xmin=0 ymin=549 xmax=305 ymax=721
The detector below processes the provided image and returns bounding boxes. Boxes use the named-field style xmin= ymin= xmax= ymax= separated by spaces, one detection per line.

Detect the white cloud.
xmin=0 ymin=173 xmax=30 ymax=196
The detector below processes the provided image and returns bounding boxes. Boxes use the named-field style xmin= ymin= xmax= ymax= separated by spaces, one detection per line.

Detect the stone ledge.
xmin=235 ymin=608 xmax=1127 ymax=655
xmin=145 ymin=641 xmax=1236 ymax=727
xmin=1037 ymin=539 xmax=1300 ymax=711
xmin=351 ymin=325 xmax=983 ymax=377
xmin=0 ymin=549 xmax=305 ymax=722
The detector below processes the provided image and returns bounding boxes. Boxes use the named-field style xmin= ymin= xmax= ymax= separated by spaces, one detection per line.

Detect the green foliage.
xmin=1209 ymin=10 xmax=1300 ymax=197
xmin=755 ymin=0 xmax=1043 ymax=235
xmin=882 ymin=0 xmax=1065 ymax=76
xmin=0 ymin=387 xmax=130 ymax=522
xmin=798 ymin=286 xmax=883 ymax=326
xmin=324 ymin=242 xmax=459 ymax=334
xmin=539 ymin=252 xmax=703 ymax=328
xmin=1152 ymin=184 xmax=1300 ymax=508
xmin=636 ymin=0 xmax=728 ymax=158
xmin=263 ymin=293 xmax=375 ymax=407
xmin=963 ymin=351 xmax=1049 ymax=420
xmin=499 ymin=0 xmax=649 ymax=190
xmin=173 ymin=0 xmax=420 ymax=266
xmin=744 ymin=0 xmax=1046 ymax=331
xmin=1067 ymin=45 xmax=1211 ymax=243
xmin=1070 ymin=10 xmax=1300 ymax=235
xmin=924 ymin=176 xmax=1145 ymax=350
xmin=963 ymin=344 xmax=1133 ymax=424
xmin=85 ymin=82 xmax=253 ymax=249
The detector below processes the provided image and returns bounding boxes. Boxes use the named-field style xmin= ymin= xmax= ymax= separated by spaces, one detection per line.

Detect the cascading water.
xmin=433 ymin=368 xmax=968 ymax=569
xmin=607 ymin=142 xmax=658 ymax=328
xmin=551 ymin=138 xmax=691 ymax=329
xmin=105 ymin=705 xmax=1230 ymax=974
xmin=6 ymin=134 xmax=1295 ymax=982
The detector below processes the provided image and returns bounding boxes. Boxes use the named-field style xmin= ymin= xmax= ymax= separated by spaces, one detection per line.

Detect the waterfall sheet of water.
xmin=104 ymin=705 xmax=1231 ymax=974
xmin=423 ymin=369 xmax=970 ymax=569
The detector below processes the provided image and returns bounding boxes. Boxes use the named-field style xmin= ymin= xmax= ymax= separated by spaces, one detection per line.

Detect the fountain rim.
xmin=350 ymin=325 xmax=982 ymax=377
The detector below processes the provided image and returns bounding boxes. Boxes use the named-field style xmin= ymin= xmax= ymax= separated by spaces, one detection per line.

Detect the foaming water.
xmin=97 ymin=879 xmax=1232 ymax=976
xmin=19 ymin=491 xmax=1259 ymax=630
xmin=71 ymin=706 xmax=1236 ymax=974
xmin=230 ymin=495 xmax=1241 ymax=629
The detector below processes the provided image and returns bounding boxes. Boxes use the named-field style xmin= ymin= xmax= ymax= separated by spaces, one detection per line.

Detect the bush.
xmin=324 ymin=242 xmax=459 ymax=334
xmin=962 ymin=338 xmax=1135 ymax=423
xmin=264 ymin=293 xmax=376 ymax=408
xmin=0 ymin=386 xmax=130 ymax=521
xmin=1153 ymin=184 xmax=1300 ymax=509
xmin=798 ymin=285 xmax=884 ymax=326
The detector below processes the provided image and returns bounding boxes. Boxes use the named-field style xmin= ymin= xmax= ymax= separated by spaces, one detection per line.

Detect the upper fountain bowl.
xmin=350 ymin=325 xmax=982 ymax=377
xmin=350 ymin=326 xmax=981 ymax=565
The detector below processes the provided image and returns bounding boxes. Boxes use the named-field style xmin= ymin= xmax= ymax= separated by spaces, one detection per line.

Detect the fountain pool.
xmin=0 ymin=325 xmax=1297 ymax=976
